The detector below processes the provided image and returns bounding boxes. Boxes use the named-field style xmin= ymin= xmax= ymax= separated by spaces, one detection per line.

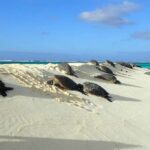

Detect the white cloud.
xmin=79 ymin=1 xmax=139 ymax=27
xmin=132 ymin=31 xmax=150 ymax=40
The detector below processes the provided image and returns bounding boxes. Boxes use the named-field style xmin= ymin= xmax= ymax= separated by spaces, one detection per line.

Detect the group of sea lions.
xmin=46 ymin=60 xmax=138 ymax=102
xmin=117 ymin=62 xmax=133 ymax=69
xmin=49 ymin=61 xmax=118 ymax=102
xmin=0 ymin=60 xmax=137 ymax=101
xmin=59 ymin=62 xmax=119 ymax=84
xmin=47 ymin=75 xmax=112 ymax=102
xmin=90 ymin=60 xmax=120 ymax=84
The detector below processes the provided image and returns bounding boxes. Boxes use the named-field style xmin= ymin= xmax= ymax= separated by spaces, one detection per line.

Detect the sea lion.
xmin=47 ymin=75 xmax=84 ymax=93
xmin=104 ymin=60 xmax=115 ymax=67
xmin=117 ymin=62 xmax=133 ymax=69
xmin=57 ymin=63 xmax=77 ymax=77
xmin=98 ymin=65 xmax=114 ymax=75
xmin=82 ymin=82 xmax=112 ymax=102
xmin=0 ymin=80 xmax=13 ymax=97
xmin=133 ymin=64 xmax=141 ymax=68
xmin=145 ymin=72 xmax=150 ymax=75
xmin=95 ymin=74 xmax=121 ymax=84
xmin=89 ymin=60 xmax=99 ymax=66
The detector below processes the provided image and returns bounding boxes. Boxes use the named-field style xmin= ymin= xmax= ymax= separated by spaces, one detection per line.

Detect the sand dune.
xmin=0 ymin=63 xmax=150 ymax=150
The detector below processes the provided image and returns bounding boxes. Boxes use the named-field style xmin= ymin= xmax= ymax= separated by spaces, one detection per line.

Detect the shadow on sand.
xmin=5 ymin=83 xmax=51 ymax=100
xmin=111 ymin=94 xmax=141 ymax=102
xmin=4 ymin=83 xmax=142 ymax=103
xmin=121 ymin=83 xmax=142 ymax=88
xmin=0 ymin=135 xmax=141 ymax=150
xmin=117 ymin=74 xmax=133 ymax=79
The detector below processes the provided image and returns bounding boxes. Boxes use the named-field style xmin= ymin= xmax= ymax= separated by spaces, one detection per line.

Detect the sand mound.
xmin=0 ymin=64 xmax=98 ymax=112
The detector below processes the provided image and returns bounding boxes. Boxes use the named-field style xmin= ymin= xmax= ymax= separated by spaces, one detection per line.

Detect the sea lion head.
xmin=47 ymin=79 xmax=54 ymax=85
xmin=77 ymin=84 xmax=85 ymax=94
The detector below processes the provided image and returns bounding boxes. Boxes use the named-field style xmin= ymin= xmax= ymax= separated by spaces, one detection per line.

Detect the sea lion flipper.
xmin=0 ymin=91 xmax=7 ymax=97
xmin=5 ymin=87 xmax=14 ymax=91
xmin=55 ymin=83 xmax=65 ymax=90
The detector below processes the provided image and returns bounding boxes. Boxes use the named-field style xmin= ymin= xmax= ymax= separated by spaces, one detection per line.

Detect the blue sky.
xmin=0 ymin=0 xmax=150 ymax=61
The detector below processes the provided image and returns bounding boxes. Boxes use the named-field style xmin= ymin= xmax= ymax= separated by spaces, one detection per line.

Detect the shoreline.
xmin=0 ymin=61 xmax=150 ymax=69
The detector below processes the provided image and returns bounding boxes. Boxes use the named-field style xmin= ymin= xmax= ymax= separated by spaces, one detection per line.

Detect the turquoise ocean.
xmin=135 ymin=63 xmax=150 ymax=69
xmin=0 ymin=61 xmax=150 ymax=69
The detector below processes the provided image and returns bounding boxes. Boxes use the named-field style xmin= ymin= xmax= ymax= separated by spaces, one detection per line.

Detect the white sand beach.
xmin=0 ymin=63 xmax=150 ymax=150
